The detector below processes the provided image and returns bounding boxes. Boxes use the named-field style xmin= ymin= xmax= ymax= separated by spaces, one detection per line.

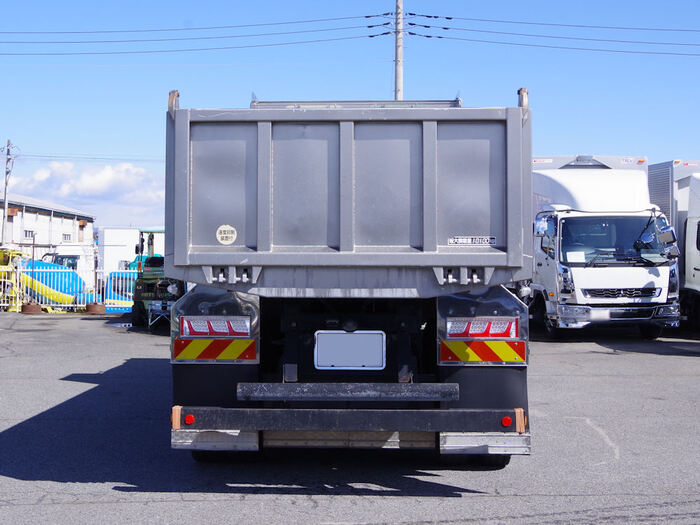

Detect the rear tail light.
xmin=180 ymin=316 xmax=250 ymax=337
xmin=446 ymin=316 xmax=518 ymax=339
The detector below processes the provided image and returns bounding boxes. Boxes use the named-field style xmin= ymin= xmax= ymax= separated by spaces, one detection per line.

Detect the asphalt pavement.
xmin=0 ymin=313 xmax=698 ymax=524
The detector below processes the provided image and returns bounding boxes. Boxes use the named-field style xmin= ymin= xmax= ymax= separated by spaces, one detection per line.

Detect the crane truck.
xmin=164 ymin=89 xmax=533 ymax=466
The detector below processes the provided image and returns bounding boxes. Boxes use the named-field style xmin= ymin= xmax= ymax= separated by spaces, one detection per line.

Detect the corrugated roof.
xmin=1 ymin=193 xmax=95 ymax=220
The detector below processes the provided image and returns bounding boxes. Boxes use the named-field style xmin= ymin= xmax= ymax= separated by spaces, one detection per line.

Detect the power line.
xmin=19 ymin=154 xmax=164 ymax=163
xmin=408 ymin=22 xmax=700 ymax=48
xmin=408 ymin=12 xmax=700 ymax=33
xmin=0 ymin=14 xmax=392 ymax=35
xmin=0 ymin=23 xmax=391 ymax=45
xmin=407 ymin=31 xmax=700 ymax=57
xmin=0 ymin=33 xmax=390 ymax=56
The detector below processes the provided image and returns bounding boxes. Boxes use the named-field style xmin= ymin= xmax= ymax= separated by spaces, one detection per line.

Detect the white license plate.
xmin=314 ymin=331 xmax=386 ymax=370
xmin=589 ymin=309 xmax=610 ymax=321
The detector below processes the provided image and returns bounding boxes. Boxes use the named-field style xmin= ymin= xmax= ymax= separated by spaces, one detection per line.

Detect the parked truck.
xmin=529 ymin=155 xmax=680 ymax=339
xmin=131 ymin=228 xmax=183 ymax=328
xmin=648 ymin=160 xmax=700 ymax=328
xmin=164 ymin=90 xmax=533 ymax=466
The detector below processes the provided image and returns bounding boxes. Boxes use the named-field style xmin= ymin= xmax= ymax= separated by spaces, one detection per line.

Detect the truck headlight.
xmin=656 ymin=304 xmax=679 ymax=318
xmin=557 ymin=304 xmax=589 ymax=320
xmin=557 ymin=263 xmax=575 ymax=294
xmin=668 ymin=263 xmax=679 ymax=298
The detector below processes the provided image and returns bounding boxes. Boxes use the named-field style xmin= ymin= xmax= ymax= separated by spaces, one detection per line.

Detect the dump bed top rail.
xmin=165 ymin=91 xmax=532 ymax=298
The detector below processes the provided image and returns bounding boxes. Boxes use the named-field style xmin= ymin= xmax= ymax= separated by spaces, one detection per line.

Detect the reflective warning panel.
xmin=172 ymin=338 xmax=257 ymax=362
xmin=440 ymin=340 xmax=526 ymax=365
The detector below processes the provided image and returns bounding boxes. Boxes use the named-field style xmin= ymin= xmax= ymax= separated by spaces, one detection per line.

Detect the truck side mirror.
xmin=657 ymin=225 xmax=677 ymax=245
xmin=663 ymin=244 xmax=680 ymax=259
xmin=534 ymin=218 xmax=547 ymax=238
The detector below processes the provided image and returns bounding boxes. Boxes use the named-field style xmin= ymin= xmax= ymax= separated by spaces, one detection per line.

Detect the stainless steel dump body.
xmin=165 ymin=94 xmax=532 ymax=297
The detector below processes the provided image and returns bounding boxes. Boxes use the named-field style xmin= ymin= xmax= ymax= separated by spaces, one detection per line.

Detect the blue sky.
xmin=3 ymin=0 xmax=700 ymax=227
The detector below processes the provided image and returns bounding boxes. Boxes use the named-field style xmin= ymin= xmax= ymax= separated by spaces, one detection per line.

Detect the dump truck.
xmin=164 ymin=89 xmax=533 ymax=466
xmin=529 ymin=156 xmax=680 ymax=339
xmin=648 ymin=160 xmax=700 ymax=328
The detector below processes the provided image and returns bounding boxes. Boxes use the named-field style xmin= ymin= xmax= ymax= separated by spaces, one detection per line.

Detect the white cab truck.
xmin=164 ymin=90 xmax=533 ymax=466
xmin=648 ymin=160 xmax=700 ymax=327
xmin=41 ymin=243 xmax=96 ymax=291
xmin=529 ymin=155 xmax=680 ymax=338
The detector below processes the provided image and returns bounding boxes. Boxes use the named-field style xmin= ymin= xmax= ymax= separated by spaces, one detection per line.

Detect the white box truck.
xmin=529 ymin=155 xmax=680 ymax=338
xmin=164 ymin=90 xmax=533 ymax=467
xmin=648 ymin=160 xmax=700 ymax=327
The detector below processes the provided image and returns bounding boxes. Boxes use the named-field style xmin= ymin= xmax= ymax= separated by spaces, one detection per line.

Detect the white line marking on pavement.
xmin=566 ymin=416 xmax=621 ymax=464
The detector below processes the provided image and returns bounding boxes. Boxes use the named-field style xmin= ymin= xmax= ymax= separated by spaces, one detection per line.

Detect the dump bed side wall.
xmin=165 ymin=105 xmax=532 ymax=297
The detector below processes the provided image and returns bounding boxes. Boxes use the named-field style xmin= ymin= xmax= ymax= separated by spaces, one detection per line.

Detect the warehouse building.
xmin=0 ymin=193 xmax=96 ymax=260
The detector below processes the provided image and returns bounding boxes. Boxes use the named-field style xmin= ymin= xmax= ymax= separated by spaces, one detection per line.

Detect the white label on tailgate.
xmin=216 ymin=224 xmax=237 ymax=245
xmin=448 ymin=236 xmax=496 ymax=246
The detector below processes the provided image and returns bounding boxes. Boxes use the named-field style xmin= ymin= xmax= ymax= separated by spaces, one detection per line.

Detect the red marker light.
xmin=501 ymin=416 xmax=513 ymax=428
xmin=184 ymin=414 xmax=195 ymax=425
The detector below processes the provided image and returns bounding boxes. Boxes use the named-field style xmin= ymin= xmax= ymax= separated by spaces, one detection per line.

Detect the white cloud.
xmin=58 ymin=163 xmax=147 ymax=197
xmin=9 ymin=161 xmax=165 ymax=228
xmin=33 ymin=168 xmax=51 ymax=182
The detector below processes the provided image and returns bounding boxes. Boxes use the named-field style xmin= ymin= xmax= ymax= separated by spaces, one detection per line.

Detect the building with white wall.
xmin=98 ymin=228 xmax=166 ymax=274
xmin=0 ymin=193 xmax=96 ymax=260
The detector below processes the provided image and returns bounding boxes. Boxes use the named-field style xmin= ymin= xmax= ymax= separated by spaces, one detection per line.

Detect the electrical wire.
xmin=407 ymin=31 xmax=700 ymax=57
xmin=407 ymin=12 xmax=700 ymax=33
xmin=407 ymin=22 xmax=700 ymax=48
xmin=19 ymin=154 xmax=164 ymax=163
xmin=0 ymin=33 xmax=390 ymax=56
xmin=0 ymin=23 xmax=391 ymax=45
xmin=0 ymin=13 xmax=392 ymax=35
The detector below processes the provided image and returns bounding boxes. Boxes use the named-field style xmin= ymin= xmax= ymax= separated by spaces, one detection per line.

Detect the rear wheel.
xmin=190 ymin=450 xmax=228 ymax=463
xmin=475 ymin=454 xmax=511 ymax=469
xmin=191 ymin=450 xmax=261 ymax=463
xmin=440 ymin=454 xmax=511 ymax=470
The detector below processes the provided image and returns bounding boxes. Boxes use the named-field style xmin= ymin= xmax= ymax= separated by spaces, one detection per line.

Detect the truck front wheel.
xmin=131 ymin=300 xmax=147 ymax=327
xmin=639 ymin=324 xmax=663 ymax=340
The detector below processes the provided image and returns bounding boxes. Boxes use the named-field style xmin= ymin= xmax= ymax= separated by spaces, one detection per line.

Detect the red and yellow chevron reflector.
xmin=440 ymin=340 xmax=526 ymax=364
xmin=173 ymin=338 xmax=257 ymax=361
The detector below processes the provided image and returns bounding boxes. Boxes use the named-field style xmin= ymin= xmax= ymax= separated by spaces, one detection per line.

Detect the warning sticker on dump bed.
xmin=216 ymin=225 xmax=237 ymax=245
xmin=448 ymin=236 xmax=496 ymax=246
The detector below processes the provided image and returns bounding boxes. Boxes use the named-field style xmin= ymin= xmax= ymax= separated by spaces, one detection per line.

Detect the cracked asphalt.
xmin=0 ymin=313 xmax=698 ymax=524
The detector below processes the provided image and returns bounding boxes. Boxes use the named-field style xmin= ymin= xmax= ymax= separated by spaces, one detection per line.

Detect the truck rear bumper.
xmin=171 ymin=406 xmax=529 ymax=455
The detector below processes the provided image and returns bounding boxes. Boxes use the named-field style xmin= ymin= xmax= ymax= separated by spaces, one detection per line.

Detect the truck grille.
xmin=583 ymin=288 xmax=658 ymax=299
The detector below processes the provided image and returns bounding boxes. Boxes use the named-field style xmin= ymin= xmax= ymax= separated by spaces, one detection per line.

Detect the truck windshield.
xmin=560 ymin=215 xmax=668 ymax=266
xmin=53 ymin=255 xmax=79 ymax=270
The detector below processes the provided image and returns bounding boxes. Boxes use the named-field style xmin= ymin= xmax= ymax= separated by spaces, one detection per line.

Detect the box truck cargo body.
xmin=648 ymin=160 xmax=700 ymax=326
xmin=165 ymin=91 xmax=532 ymax=465
xmin=530 ymin=156 xmax=680 ymax=338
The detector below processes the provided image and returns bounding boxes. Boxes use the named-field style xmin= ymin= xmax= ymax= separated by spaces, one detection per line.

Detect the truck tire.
xmin=131 ymin=301 xmax=147 ymax=327
xmin=639 ymin=324 xmax=663 ymax=340
xmin=532 ymin=295 xmax=561 ymax=340
xmin=190 ymin=450 xmax=228 ymax=463
xmin=440 ymin=454 xmax=511 ymax=470
xmin=475 ymin=454 xmax=511 ymax=469
xmin=191 ymin=450 xmax=261 ymax=463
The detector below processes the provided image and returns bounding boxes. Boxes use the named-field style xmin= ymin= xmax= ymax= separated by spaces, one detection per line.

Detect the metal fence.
xmin=0 ymin=266 xmax=138 ymax=312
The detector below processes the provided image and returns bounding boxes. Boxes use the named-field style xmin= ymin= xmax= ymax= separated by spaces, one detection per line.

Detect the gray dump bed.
xmin=165 ymin=92 xmax=532 ymax=298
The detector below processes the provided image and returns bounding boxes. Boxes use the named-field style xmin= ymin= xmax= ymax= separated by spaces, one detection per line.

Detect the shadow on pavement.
xmin=530 ymin=324 xmax=700 ymax=357
xmin=0 ymin=358 xmax=485 ymax=497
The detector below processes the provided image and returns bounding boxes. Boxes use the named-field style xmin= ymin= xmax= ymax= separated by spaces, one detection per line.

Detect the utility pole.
xmin=2 ymin=140 xmax=13 ymax=247
xmin=394 ymin=0 xmax=403 ymax=100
